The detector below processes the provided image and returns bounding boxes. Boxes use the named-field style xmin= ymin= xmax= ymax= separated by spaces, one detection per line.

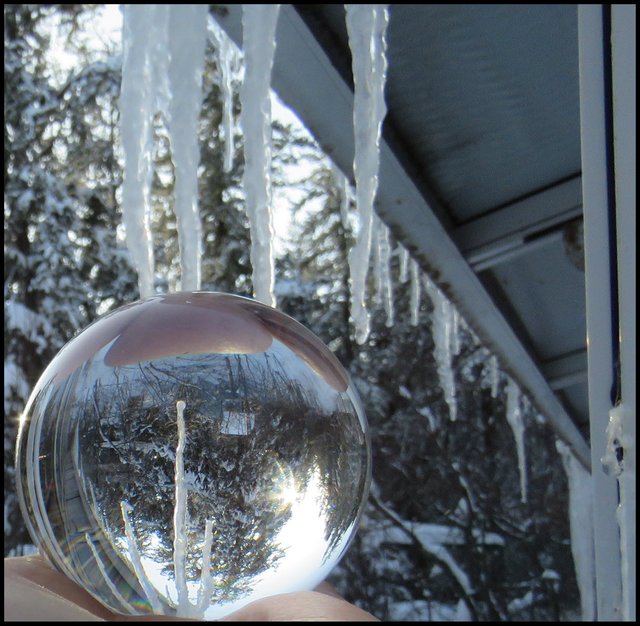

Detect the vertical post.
xmin=578 ymin=4 xmax=619 ymax=621
xmin=611 ymin=5 xmax=636 ymax=622
xmin=579 ymin=4 xmax=634 ymax=620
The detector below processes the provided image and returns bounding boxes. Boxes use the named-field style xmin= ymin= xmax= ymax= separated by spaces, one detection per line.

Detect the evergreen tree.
xmin=4 ymin=5 xmax=581 ymax=622
xmin=4 ymin=4 xmax=136 ymax=555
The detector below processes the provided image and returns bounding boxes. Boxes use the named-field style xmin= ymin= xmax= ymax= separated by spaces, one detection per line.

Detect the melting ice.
xmin=346 ymin=4 xmax=389 ymax=344
xmin=239 ymin=4 xmax=281 ymax=307
xmin=120 ymin=5 xmax=207 ymax=296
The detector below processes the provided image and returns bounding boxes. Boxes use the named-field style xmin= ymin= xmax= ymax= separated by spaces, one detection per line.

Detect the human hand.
xmin=4 ymin=554 xmax=378 ymax=621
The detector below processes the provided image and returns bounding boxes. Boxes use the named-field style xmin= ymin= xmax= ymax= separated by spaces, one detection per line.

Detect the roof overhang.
xmin=214 ymin=4 xmax=591 ymax=468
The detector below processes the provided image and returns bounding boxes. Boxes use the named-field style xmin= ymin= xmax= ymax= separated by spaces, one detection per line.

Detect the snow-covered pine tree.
xmin=4 ymin=5 xmax=136 ymax=555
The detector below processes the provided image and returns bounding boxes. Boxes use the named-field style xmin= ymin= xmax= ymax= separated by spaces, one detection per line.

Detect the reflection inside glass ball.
xmin=16 ymin=292 xmax=370 ymax=619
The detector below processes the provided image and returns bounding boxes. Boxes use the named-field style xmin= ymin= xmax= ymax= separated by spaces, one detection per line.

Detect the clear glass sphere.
xmin=16 ymin=292 xmax=370 ymax=619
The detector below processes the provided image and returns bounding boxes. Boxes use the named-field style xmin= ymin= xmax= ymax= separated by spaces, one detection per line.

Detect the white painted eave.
xmin=214 ymin=4 xmax=591 ymax=469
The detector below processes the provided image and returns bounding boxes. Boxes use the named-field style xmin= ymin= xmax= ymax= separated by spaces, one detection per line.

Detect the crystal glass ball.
xmin=16 ymin=292 xmax=370 ymax=619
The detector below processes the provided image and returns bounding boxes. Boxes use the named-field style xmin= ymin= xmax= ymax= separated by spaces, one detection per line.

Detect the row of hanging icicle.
xmin=118 ymin=4 xmax=594 ymax=616
xmin=119 ymin=2 xmax=532 ymax=496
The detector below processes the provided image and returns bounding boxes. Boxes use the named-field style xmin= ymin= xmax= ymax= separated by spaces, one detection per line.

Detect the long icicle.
xmin=555 ymin=440 xmax=596 ymax=620
xmin=505 ymin=377 xmax=528 ymax=503
xmin=378 ymin=219 xmax=394 ymax=327
xmin=209 ymin=19 xmax=236 ymax=173
xmin=173 ymin=400 xmax=191 ymax=616
xmin=398 ymin=245 xmax=409 ymax=283
xmin=167 ymin=5 xmax=208 ymax=292
xmin=346 ymin=4 xmax=389 ymax=344
xmin=424 ymin=275 xmax=457 ymax=421
xmin=409 ymin=257 xmax=420 ymax=326
xmin=120 ymin=501 xmax=163 ymax=613
xmin=240 ymin=4 xmax=281 ymax=307
xmin=120 ymin=5 xmax=168 ymax=298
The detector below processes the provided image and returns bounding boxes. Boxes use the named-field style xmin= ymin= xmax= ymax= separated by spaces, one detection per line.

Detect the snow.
xmin=167 ymin=5 xmax=208 ymax=292
xmin=346 ymin=5 xmax=389 ymax=344
xmin=371 ymin=489 xmax=475 ymax=599
xmin=388 ymin=600 xmax=469 ymax=621
xmin=505 ymin=377 xmax=527 ymax=504
xmin=417 ymin=406 xmax=437 ymax=431
xmin=507 ymin=590 xmax=535 ymax=613
xmin=5 ymin=298 xmax=54 ymax=354
xmin=555 ymin=440 xmax=596 ymax=621
xmin=368 ymin=520 xmax=504 ymax=549
xmin=398 ymin=385 xmax=412 ymax=399
xmin=239 ymin=4 xmax=281 ymax=307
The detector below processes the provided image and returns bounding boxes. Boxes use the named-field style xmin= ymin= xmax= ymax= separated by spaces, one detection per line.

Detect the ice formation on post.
xmin=209 ymin=19 xmax=236 ymax=174
xmin=345 ymin=4 xmax=389 ymax=344
xmin=505 ymin=376 xmax=528 ymax=503
xmin=120 ymin=5 xmax=168 ymax=298
xmin=424 ymin=276 xmax=457 ymax=421
xmin=239 ymin=4 xmax=281 ymax=307
xmin=167 ymin=5 xmax=208 ymax=292
xmin=602 ymin=403 xmax=634 ymax=619
xmin=555 ymin=440 xmax=596 ymax=620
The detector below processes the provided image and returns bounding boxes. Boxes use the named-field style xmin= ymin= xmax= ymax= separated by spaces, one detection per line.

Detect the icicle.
xmin=120 ymin=5 xmax=168 ymax=298
xmin=424 ymin=276 xmax=457 ymax=421
xmin=240 ymin=4 xmax=280 ymax=307
xmin=555 ymin=440 xmax=596 ymax=620
xmin=86 ymin=533 xmax=137 ymax=614
xmin=409 ymin=257 xmax=420 ymax=326
xmin=197 ymin=519 xmax=214 ymax=614
xmin=450 ymin=306 xmax=461 ymax=355
xmin=167 ymin=5 xmax=208 ymax=292
xmin=120 ymin=501 xmax=163 ymax=613
xmin=340 ymin=172 xmax=351 ymax=230
xmin=398 ymin=245 xmax=409 ymax=283
xmin=378 ymin=219 xmax=394 ymax=327
xmin=209 ymin=19 xmax=236 ymax=173
xmin=371 ymin=216 xmax=382 ymax=306
xmin=173 ymin=399 xmax=190 ymax=615
xmin=489 ymin=353 xmax=500 ymax=398
xmin=346 ymin=4 xmax=389 ymax=344
xmin=505 ymin=377 xmax=527 ymax=503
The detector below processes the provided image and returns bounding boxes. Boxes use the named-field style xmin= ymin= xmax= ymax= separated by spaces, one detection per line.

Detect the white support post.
xmin=579 ymin=4 xmax=635 ymax=621
xmin=611 ymin=6 xmax=636 ymax=622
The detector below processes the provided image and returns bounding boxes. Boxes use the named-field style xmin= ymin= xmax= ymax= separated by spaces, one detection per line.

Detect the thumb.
xmin=4 ymin=556 xmax=105 ymax=621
